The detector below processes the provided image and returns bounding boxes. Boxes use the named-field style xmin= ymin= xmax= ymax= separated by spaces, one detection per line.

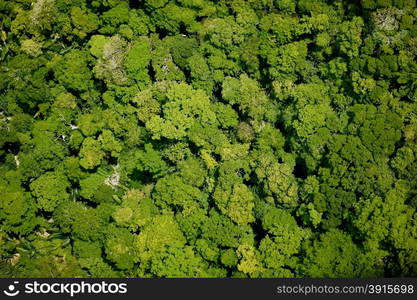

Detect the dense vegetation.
xmin=0 ymin=0 xmax=416 ymax=278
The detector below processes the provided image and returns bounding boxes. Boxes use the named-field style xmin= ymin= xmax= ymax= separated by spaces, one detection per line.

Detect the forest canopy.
xmin=0 ymin=0 xmax=417 ymax=278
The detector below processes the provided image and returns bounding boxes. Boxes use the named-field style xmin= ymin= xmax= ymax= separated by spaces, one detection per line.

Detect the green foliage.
xmin=145 ymin=82 xmax=217 ymax=140
xmin=0 ymin=171 xmax=38 ymax=234
xmin=134 ymin=143 xmax=168 ymax=177
xmin=79 ymin=137 xmax=104 ymax=169
xmin=70 ymin=7 xmax=100 ymax=38
xmin=301 ymin=229 xmax=380 ymax=277
xmin=153 ymin=174 xmax=207 ymax=214
xmin=30 ymin=171 xmax=70 ymax=212
xmin=104 ymin=226 xmax=135 ymax=270
xmin=54 ymin=50 xmax=93 ymax=92
xmin=222 ymin=74 xmax=269 ymax=121
xmin=214 ymin=183 xmax=255 ymax=225
xmin=124 ymin=37 xmax=151 ymax=86
xmin=1 ymin=0 xmax=417 ymax=278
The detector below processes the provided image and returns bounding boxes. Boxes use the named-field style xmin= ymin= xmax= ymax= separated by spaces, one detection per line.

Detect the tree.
xmin=54 ymin=50 xmax=93 ymax=92
xmin=153 ymin=174 xmax=208 ymax=214
xmin=222 ymin=74 xmax=270 ymax=122
xmin=79 ymin=137 xmax=104 ymax=169
xmin=145 ymin=82 xmax=218 ymax=140
xmin=301 ymin=229 xmax=380 ymax=277
xmin=124 ymin=37 xmax=151 ymax=86
xmin=30 ymin=171 xmax=70 ymax=212
xmin=2 ymin=0 xmax=417 ymax=279
xmin=214 ymin=183 xmax=255 ymax=225
xmin=0 ymin=170 xmax=39 ymax=234
xmin=70 ymin=7 xmax=100 ymax=38
xmin=104 ymin=226 xmax=135 ymax=270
